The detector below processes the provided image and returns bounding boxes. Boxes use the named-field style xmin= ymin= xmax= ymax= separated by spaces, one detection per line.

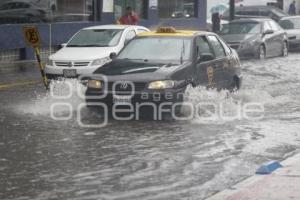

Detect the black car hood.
xmin=95 ymin=59 xmax=165 ymax=75
xmin=93 ymin=59 xmax=183 ymax=81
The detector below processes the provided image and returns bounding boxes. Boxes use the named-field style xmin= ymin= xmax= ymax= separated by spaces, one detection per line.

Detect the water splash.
xmin=15 ymin=79 xmax=86 ymax=116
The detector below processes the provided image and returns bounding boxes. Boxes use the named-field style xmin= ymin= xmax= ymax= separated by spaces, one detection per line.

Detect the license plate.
xmin=63 ymin=69 xmax=77 ymax=78
xmin=113 ymin=96 xmax=132 ymax=104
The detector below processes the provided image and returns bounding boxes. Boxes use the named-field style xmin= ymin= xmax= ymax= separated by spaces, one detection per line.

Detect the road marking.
xmin=0 ymin=80 xmax=40 ymax=90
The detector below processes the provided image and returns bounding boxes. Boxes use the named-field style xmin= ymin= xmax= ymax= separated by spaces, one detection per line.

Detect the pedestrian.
xmin=212 ymin=8 xmax=221 ymax=33
xmin=117 ymin=6 xmax=139 ymax=25
xmin=288 ymin=1 xmax=297 ymax=15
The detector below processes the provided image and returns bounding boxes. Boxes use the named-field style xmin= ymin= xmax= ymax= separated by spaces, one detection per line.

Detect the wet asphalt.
xmin=1 ymin=54 xmax=300 ymax=200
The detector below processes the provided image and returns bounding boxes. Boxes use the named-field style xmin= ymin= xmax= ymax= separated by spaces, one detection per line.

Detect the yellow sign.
xmin=23 ymin=26 xmax=41 ymax=47
xmin=207 ymin=66 xmax=214 ymax=86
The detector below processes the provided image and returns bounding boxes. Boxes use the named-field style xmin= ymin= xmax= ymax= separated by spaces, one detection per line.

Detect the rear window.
xmin=280 ymin=18 xmax=300 ymax=29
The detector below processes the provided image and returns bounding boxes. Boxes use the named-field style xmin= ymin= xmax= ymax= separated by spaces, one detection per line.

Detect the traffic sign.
xmin=22 ymin=26 xmax=48 ymax=90
xmin=23 ymin=26 xmax=41 ymax=47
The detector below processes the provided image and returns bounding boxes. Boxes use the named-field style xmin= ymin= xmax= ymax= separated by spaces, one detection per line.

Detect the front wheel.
xmin=282 ymin=42 xmax=288 ymax=57
xmin=257 ymin=45 xmax=266 ymax=60
xmin=230 ymin=76 xmax=240 ymax=92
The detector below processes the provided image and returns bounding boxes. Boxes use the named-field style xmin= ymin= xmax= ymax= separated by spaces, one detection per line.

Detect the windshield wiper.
xmin=67 ymin=44 xmax=109 ymax=47
xmin=119 ymin=58 xmax=149 ymax=62
xmin=84 ymin=44 xmax=109 ymax=47
xmin=67 ymin=45 xmax=84 ymax=47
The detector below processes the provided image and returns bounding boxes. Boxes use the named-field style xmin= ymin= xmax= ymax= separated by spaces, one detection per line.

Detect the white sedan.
xmin=45 ymin=25 xmax=150 ymax=80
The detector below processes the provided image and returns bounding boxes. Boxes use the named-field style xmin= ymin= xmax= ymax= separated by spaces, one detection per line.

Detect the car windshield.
xmin=117 ymin=37 xmax=192 ymax=63
xmin=67 ymin=29 xmax=123 ymax=47
xmin=220 ymin=22 xmax=261 ymax=35
xmin=279 ymin=18 xmax=300 ymax=30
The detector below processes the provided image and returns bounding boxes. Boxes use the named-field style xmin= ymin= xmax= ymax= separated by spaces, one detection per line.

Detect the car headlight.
xmin=91 ymin=57 xmax=110 ymax=66
xmin=47 ymin=59 xmax=54 ymax=66
xmin=88 ymin=80 xmax=102 ymax=89
xmin=241 ymin=39 xmax=258 ymax=49
xmin=148 ymin=80 xmax=175 ymax=90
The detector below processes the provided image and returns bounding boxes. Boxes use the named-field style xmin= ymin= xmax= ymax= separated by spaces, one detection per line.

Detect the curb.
xmin=0 ymin=61 xmax=37 ymax=71
xmin=206 ymin=152 xmax=300 ymax=200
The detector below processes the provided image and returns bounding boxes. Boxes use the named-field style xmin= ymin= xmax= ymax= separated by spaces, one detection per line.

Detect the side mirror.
xmin=198 ymin=53 xmax=214 ymax=62
xmin=264 ymin=29 xmax=274 ymax=35
xmin=109 ymin=52 xmax=117 ymax=60
xmin=61 ymin=43 xmax=67 ymax=48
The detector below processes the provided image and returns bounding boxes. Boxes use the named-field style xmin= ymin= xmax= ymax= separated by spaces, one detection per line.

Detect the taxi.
xmin=85 ymin=27 xmax=242 ymax=111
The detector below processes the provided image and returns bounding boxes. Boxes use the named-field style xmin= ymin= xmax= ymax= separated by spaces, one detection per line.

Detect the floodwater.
xmin=1 ymin=54 xmax=300 ymax=200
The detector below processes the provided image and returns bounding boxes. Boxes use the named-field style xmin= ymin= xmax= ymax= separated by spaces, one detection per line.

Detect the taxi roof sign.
xmin=23 ymin=26 xmax=41 ymax=47
xmin=156 ymin=27 xmax=177 ymax=33
xmin=139 ymin=30 xmax=199 ymax=37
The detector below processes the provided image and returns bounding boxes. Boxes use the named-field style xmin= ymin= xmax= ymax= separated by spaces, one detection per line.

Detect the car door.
xmin=262 ymin=21 xmax=277 ymax=57
xmin=206 ymin=35 xmax=228 ymax=89
xmin=269 ymin=20 xmax=286 ymax=56
xmin=194 ymin=35 xmax=215 ymax=87
xmin=218 ymin=37 xmax=236 ymax=87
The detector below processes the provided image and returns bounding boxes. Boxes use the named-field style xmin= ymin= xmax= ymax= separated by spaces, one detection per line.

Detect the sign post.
xmin=23 ymin=26 xmax=49 ymax=90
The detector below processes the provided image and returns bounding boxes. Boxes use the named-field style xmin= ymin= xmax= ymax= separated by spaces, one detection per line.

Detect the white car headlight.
xmin=148 ymin=80 xmax=175 ymax=90
xmin=88 ymin=80 xmax=102 ymax=89
xmin=47 ymin=59 xmax=54 ymax=66
xmin=91 ymin=57 xmax=110 ymax=66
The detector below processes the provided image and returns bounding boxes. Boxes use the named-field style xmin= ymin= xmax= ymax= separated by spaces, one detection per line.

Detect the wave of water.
xmin=15 ymin=79 xmax=86 ymax=116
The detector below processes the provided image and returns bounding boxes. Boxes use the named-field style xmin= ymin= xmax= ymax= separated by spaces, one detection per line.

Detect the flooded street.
xmin=1 ymin=54 xmax=300 ymax=200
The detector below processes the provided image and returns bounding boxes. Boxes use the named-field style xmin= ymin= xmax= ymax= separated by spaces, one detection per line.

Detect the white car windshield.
xmin=117 ymin=37 xmax=192 ymax=63
xmin=67 ymin=29 xmax=123 ymax=47
xmin=220 ymin=22 xmax=261 ymax=35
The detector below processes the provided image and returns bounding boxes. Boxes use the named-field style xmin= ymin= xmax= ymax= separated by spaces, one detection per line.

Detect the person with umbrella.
xmin=212 ymin=7 xmax=221 ymax=33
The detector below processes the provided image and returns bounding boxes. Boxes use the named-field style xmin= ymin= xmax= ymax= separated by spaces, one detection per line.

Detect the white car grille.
xmin=55 ymin=61 xmax=90 ymax=67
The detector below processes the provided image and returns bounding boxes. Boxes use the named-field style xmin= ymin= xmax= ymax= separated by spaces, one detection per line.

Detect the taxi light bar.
xmin=156 ymin=27 xmax=177 ymax=33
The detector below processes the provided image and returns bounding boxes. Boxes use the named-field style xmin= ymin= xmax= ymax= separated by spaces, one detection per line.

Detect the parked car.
xmin=0 ymin=13 xmax=44 ymax=24
xmin=219 ymin=18 xmax=288 ymax=59
xmin=279 ymin=16 xmax=300 ymax=50
xmin=52 ymin=14 xmax=92 ymax=23
xmin=85 ymin=27 xmax=242 ymax=111
xmin=0 ymin=0 xmax=47 ymax=23
xmin=222 ymin=6 xmax=288 ymax=22
xmin=45 ymin=25 xmax=150 ymax=80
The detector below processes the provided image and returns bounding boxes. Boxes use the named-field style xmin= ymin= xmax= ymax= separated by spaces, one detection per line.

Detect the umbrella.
xmin=210 ymin=4 xmax=228 ymax=14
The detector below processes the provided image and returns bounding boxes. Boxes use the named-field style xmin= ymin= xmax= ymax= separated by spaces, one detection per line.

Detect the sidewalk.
xmin=0 ymin=61 xmax=36 ymax=71
xmin=207 ymin=153 xmax=300 ymax=200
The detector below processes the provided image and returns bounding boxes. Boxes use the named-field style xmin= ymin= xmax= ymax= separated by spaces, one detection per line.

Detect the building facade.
xmin=0 ymin=0 xmax=207 ymax=61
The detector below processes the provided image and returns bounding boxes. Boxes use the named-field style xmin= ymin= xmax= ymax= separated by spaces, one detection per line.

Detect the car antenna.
xmin=180 ymin=40 xmax=185 ymax=64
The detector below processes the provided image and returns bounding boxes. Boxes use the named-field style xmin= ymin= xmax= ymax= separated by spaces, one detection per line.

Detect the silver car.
xmin=219 ymin=18 xmax=288 ymax=59
xmin=0 ymin=0 xmax=47 ymax=23
xmin=279 ymin=16 xmax=300 ymax=51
